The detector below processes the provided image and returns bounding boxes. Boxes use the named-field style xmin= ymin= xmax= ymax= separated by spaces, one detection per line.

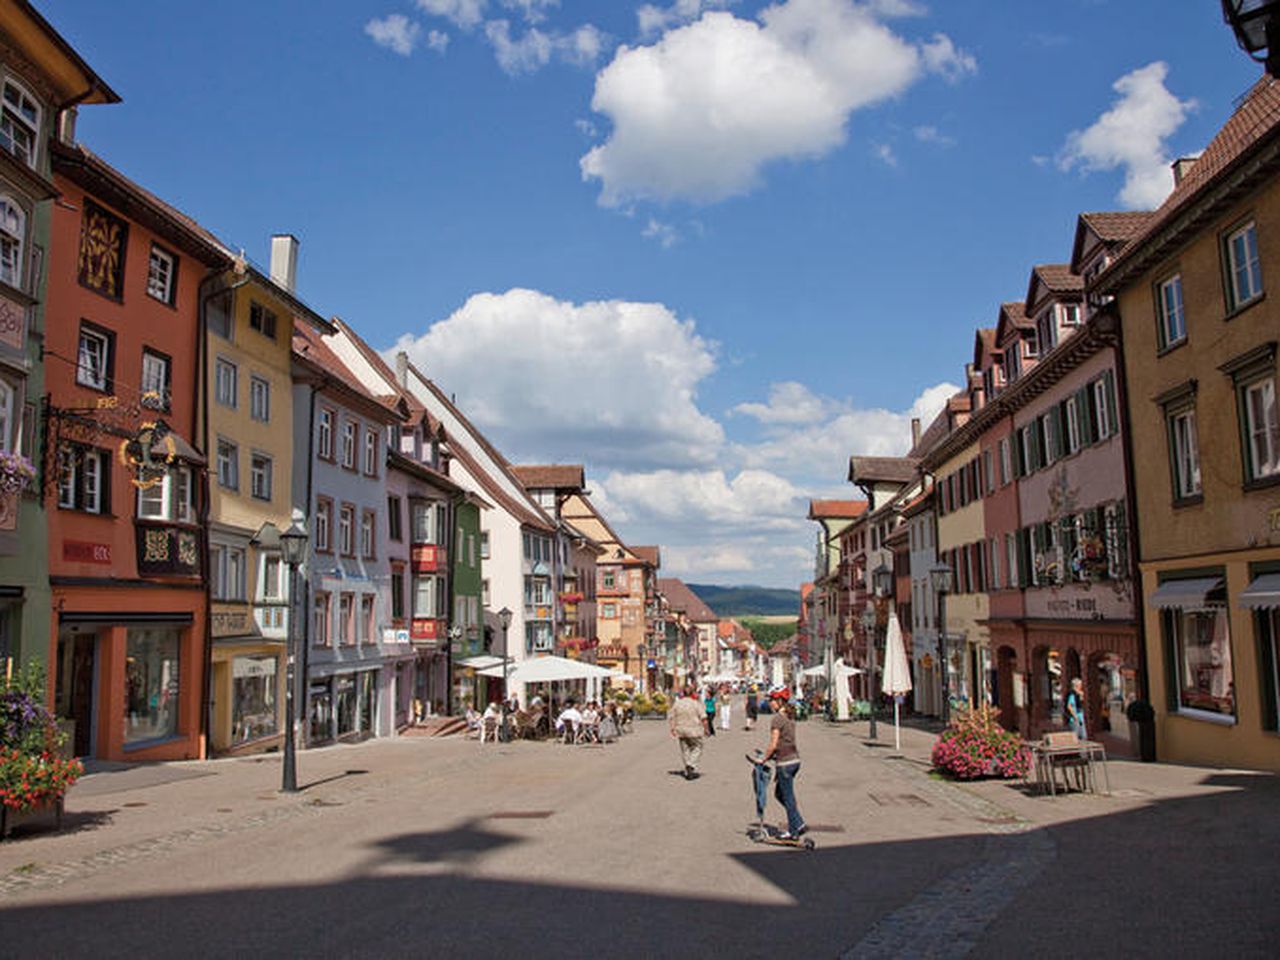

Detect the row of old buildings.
xmin=0 ymin=2 xmax=735 ymax=764
xmin=806 ymin=75 xmax=1280 ymax=773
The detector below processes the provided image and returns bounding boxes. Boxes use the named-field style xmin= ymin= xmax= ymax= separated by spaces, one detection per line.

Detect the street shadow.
xmin=2 ymin=772 xmax=1278 ymax=958
xmin=1 ymin=808 xmax=116 ymax=842
xmin=299 ymin=768 xmax=369 ymax=792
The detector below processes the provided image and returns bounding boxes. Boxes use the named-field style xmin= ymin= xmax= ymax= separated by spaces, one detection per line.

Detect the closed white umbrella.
xmin=881 ymin=611 xmax=913 ymax=752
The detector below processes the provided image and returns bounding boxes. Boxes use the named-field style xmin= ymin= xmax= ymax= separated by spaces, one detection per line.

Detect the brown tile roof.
xmin=908 ymin=407 xmax=952 ymax=459
xmin=631 ymin=545 xmax=661 ymax=568
xmin=657 ymin=578 xmax=717 ymax=622
xmin=807 ymin=499 xmax=868 ymax=520
xmin=1080 ymin=211 xmax=1154 ymax=243
xmin=331 ymin=319 xmax=440 ymax=433
xmin=1098 ymin=76 xmax=1280 ymax=292
xmin=994 ymin=301 xmax=1032 ymax=347
xmin=848 ymin=456 xmax=919 ymax=486
xmin=510 ymin=465 xmax=585 ymax=491
xmin=292 ymin=326 xmax=404 ymax=422
xmin=1026 ymin=264 xmax=1084 ymax=312
xmin=972 ymin=327 xmax=999 ymax=368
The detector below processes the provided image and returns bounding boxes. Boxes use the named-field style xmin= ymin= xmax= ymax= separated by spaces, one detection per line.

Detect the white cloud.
xmin=484 ymin=19 xmax=607 ymax=74
xmin=920 ymin=32 xmax=977 ymax=83
xmin=914 ymin=124 xmax=954 ymax=146
xmin=873 ymin=142 xmax=898 ymax=166
xmin=734 ymin=381 xmax=958 ymax=474
xmin=868 ymin=0 xmax=926 ymax=15
xmin=1057 ymin=61 xmax=1196 ymax=210
xmin=600 ymin=469 xmax=808 ymax=531
xmin=575 ymin=118 xmax=598 ymax=138
xmin=390 ymin=289 xmax=723 ymax=469
xmin=581 ymin=0 xmax=975 ymax=206
xmin=732 ymin=381 xmax=831 ymax=424
xmin=415 ymin=0 xmax=487 ymax=30
xmin=501 ymin=0 xmax=560 ymax=23
xmin=427 ymin=29 xmax=451 ymax=53
xmin=365 ymin=14 xmax=422 ymax=56
xmin=642 ymin=217 xmax=681 ymax=247
xmin=637 ymin=0 xmax=737 ymax=39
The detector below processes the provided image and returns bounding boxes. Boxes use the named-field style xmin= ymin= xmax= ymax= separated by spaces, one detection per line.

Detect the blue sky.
xmin=44 ymin=0 xmax=1262 ymax=588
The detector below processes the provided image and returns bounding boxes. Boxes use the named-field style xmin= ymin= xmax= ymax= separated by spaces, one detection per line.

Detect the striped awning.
xmin=1148 ymin=577 xmax=1225 ymax=611
xmin=1239 ymin=573 xmax=1280 ymax=610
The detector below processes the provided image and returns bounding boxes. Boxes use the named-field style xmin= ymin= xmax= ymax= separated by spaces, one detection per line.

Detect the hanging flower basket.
xmin=0 ymin=451 xmax=36 ymax=496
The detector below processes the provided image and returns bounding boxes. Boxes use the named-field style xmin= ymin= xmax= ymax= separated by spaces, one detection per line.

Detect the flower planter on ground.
xmin=0 ymin=794 xmax=63 ymax=840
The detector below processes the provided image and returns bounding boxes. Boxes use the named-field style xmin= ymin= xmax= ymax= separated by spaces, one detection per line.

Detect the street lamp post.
xmin=279 ymin=511 xmax=310 ymax=794
xmin=1222 ymin=0 xmax=1280 ymax=75
xmin=929 ymin=562 xmax=954 ymax=725
xmin=447 ymin=624 xmax=463 ymax=716
xmin=860 ymin=604 xmax=876 ymax=738
xmin=497 ymin=607 xmax=512 ymax=741
xmin=869 ymin=562 xmax=894 ymax=741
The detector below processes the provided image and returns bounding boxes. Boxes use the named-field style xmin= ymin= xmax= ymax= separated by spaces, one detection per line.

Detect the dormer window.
xmin=1036 ymin=308 xmax=1057 ymax=355
xmin=0 ymin=80 xmax=40 ymax=169
xmin=1024 ymin=329 xmax=1040 ymax=359
xmin=1062 ymin=304 xmax=1080 ymax=327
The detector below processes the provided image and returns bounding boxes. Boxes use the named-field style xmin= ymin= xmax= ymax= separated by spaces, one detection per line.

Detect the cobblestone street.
xmin=2 ymin=708 xmax=1277 ymax=958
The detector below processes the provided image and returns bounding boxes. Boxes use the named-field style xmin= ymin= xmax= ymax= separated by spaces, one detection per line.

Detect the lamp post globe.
xmin=929 ymin=562 xmax=953 ymax=724
xmin=279 ymin=511 xmax=309 ymax=794
xmin=1222 ymin=0 xmax=1280 ymax=73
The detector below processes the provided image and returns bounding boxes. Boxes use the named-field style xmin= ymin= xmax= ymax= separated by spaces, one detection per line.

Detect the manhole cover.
xmin=487 ymin=810 xmax=554 ymax=819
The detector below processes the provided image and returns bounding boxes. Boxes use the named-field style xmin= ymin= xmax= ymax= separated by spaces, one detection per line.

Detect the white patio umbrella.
xmin=881 ymin=611 xmax=913 ymax=752
xmin=477 ymin=655 xmax=617 ymax=703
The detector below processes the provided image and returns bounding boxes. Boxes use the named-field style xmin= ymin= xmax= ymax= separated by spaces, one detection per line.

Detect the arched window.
xmin=0 ymin=78 xmax=41 ymax=169
xmin=0 ymin=196 xmax=24 ymax=289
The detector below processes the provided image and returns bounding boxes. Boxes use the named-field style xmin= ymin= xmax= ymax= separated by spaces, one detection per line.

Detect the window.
xmin=602 ymin=602 xmax=617 ymax=618
xmin=1093 ymin=373 xmax=1118 ymax=440
xmin=1157 ymin=274 xmax=1186 ymax=349
xmin=216 ymin=439 xmax=238 ymax=490
xmin=146 ymin=246 xmax=177 ymax=304
xmin=982 ymin=450 xmax=994 ymax=495
xmin=140 ymin=350 xmax=171 ymax=411
xmin=318 ymin=408 xmax=334 ymax=460
xmin=258 ymin=554 xmax=284 ymax=603
xmin=1036 ymin=309 xmax=1057 ymax=355
xmin=387 ymin=496 xmax=403 ymax=541
xmin=1166 ymin=604 xmax=1234 ymax=718
xmin=1242 ymin=376 xmax=1280 ymax=482
xmin=210 ymin=543 xmax=247 ymax=600
xmin=339 ymin=593 xmax=355 ymax=644
xmin=480 ymin=530 xmax=490 ymax=560
xmin=341 ymin=420 xmax=357 ymax=469
xmin=361 ymin=595 xmax=376 ymax=644
xmin=998 ymin=438 xmax=1011 ymax=486
xmin=989 ymin=538 xmax=1001 ymax=590
xmin=250 ymin=376 xmax=271 ymax=422
xmin=250 ymin=453 xmax=272 ymax=501
xmin=361 ymin=509 xmax=376 ymax=559
xmin=57 ymin=444 xmax=108 ymax=514
xmin=1225 ymin=220 xmax=1263 ymax=310
xmin=249 ymin=301 xmax=278 ymax=339
xmin=1169 ymin=408 xmax=1202 ymax=500
xmin=414 ymin=575 xmax=446 ymax=619
xmin=1024 ymin=328 xmax=1040 ymax=359
xmin=339 ymin=503 xmax=356 ymax=556
xmin=363 ymin=429 xmax=378 ymax=475
xmin=1005 ymin=532 xmax=1018 ymax=590
xmin=0 ymin=80 xmax=40 ymax=168
xmin=315 ymin=497 xmax=333 ymax=552
xmin=215 ymin=357 xmax=237 ymax=408
xmin=0 ymin=380 xmax=12 ymax=454
xmin=312 ymin=593 xmax=331 ymax=645
xmin=482 ymin=579 xmax=491 ymax=607
xmin=1040 ymin=411 xmax=1061 ymax=464
xmin=391 ymin=567 xmax=406 ymax=621
xmin=123 ymin=628 xmax=180 ymax=745
xmin=0 ymin=195 xmax=24 ymax=289
xmin=1065 ymin=396 xmax=1082 ymax=454
xmin=1261 ymin=607 xmax=1280 ymax=732
xmin=1062 ymin=304 xmax=1080 ymax=327
xmin=76 ymin=324 xmax=111 ymax=391
xmin=136 ymin=466 xmax=193 ymax=523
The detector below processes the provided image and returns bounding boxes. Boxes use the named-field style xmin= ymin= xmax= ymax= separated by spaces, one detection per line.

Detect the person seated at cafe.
xmin=556 ymin=698 xmax=584 ymax=742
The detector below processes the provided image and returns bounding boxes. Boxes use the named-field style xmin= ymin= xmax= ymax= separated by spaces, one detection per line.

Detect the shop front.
xmin=308 ymin=666 xmax=379 ymax=745
xmin=209 ymin=603 xmax=285 ymax=756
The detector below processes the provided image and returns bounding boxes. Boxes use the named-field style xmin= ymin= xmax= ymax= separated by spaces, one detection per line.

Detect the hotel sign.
xmin=411 ymin=544 xmax=445 ymax=572
xmin=411 ymin=618 xmax=441 ymax=642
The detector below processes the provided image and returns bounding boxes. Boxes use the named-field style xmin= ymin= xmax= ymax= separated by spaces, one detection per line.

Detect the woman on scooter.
xmin=760 ymin=687 xmax=806 ymax=840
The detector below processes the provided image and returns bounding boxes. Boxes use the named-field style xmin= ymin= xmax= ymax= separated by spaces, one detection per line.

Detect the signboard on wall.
xmin=411 ymin=618 xmax=440 ymax=641
xmin=411 ymin=545 xmax=443 ymax=572
xmin=63 ymin=540 xmax=111 ymax=564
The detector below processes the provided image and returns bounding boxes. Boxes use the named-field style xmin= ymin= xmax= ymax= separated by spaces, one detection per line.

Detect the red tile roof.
xmin=510 ymin=465 xmax=585 ymax=491
xmin=657 ymin=578 xmax=717 ymax=622
xmin=292 ymin=325 xmax=404 ymax=422
xmin=848 ymin=456 xmax=919 ymax=486
xmin=1026 ymin=264 xmax=1084 ymax=313
xmin=807 ymin=499 xmax=868 ymax=520
xmin=1099 ymin=76 xmax=1280 ymax=291
xmin=631 ymin=545 xmax=661 ymax=568
xmin=995 ymin=301 xmax=1032 ymax=347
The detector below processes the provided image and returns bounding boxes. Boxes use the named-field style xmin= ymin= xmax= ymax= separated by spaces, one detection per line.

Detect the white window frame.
xmin=250 ymin=453 xmax=272 ymax=501
xmin=312 ymin=592 xmax=331 ymax=646
xmin=1065 ymin=396 xmax=1082 ymax=454
xmin=250 ymin=375 xmax=271 ymax=423
xmin=261 ymin=554 xmax=283 ymax=602
xmin=146 ymin=246 xmax=176 ymax=304
xmin=76 ymin=326 xmax=110 ymax=391
xmin=318 ymin=408 xmax=334 ymax=460
xmin=363 ymin=429 xmax=378 ymax=475
xmin=339 ymin=504 xmax=355 ymax=556
xmin=339 ymin=593 xmax=355 ymax=644
xmin=1093 ymin=379 xmax=1114 ymax=440
xmin=0 ymin=79 xmax=40 ymax=170
xmin=217 ymin=439 xmax=238 ymax=491
xmin=0 ymin=195 xmax=24 ymax=289
xmin=998 ymin=438 xmax=1011 ymax=485
xmin=210 ymin=542 xmax=247 ymax=601
xmin=315 ymin=498 xmax=331 ymax=552
xmin=361 ymin=510 xmax=376 ymax=558
xmin=215 ymin=357 xmax=238 ymax=408
xmin=1157 ymin=274 xmax=1186 ymax=349
xmin=1170 ymin=408 xmax=1202 ymax=499
xmin=1226 ymin=220 xmax=1263 ymax=309
xmin=1243 ymin=376 xmax=1280 ymax=481
xmin=136 ymin=465 xmax=193 ymax=523
xmin=140 ymin=350 xmax=170 ymax=411
xmin=341 ymin=420 xmax=356 ymax=469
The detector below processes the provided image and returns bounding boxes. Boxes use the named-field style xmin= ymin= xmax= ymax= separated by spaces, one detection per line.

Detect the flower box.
xmin=0 ymin=794 xmax=64 ymax=840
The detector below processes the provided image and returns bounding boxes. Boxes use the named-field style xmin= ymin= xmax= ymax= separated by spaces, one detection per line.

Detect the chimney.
xmin=58 ymin=106 xmax=77 ymax=145
xmin=911 ymin=417 xmax=921 ymax=449
xmin=1171 ymin=154 xmax=1201 ymax=186
xmin=395 ymin=351 xmax=409 ymax=387
xmin=269 ymin=234 xmax=299 ymax=293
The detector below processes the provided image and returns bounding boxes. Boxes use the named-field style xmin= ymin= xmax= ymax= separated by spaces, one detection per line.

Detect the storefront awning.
xmin=1148 ymin=577 xmax=1225 ymax=611
xmin=1239 ymin=573 xmax=1280 ymax=610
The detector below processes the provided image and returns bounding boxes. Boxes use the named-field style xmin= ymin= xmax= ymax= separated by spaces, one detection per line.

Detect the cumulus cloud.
xmin=600 ymin=469 xmax=808 ymax=530
xmin=873 ymin=142 xmax=898 ymax=166
xmin=484 ymin=19 xmax=606 ymax=74
xmin=914 ymin=124 xmax=955 ymax=146
xmin=637 ymin=0 xmax=737 ymax=39
xmin=732 ymin=381 xmax=831 ymax=424
xmin=427 ymin=29 xmax=451 ymax=53
xmin=365 ymin=14 xmax=422 ymax=56
xmin=642 ymin=217 xmax=681 ymax=247
xmin=581 ymin=0 xmax=975 ymax=205
xmin=1057 ymin=61 xmax=1196 ymax=210
xmin=734 ymin=381 xmax=959 ymax=475
xmin=390 ymin=289 xmax=723 ymax=469
xmin=415 ymin=0 xmax=487 ymax=30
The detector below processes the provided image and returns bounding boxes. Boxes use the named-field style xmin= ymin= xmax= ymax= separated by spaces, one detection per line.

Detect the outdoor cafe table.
xmin=1030 ymin=739 xmax=1111 ymax=797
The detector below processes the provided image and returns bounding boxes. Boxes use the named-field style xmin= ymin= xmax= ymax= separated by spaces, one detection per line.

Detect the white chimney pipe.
xmin=269 ymin=234 xmax=299 ymax=293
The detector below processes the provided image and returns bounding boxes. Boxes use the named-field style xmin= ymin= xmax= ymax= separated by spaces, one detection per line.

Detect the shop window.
xmin=1165 ymin=605 xmax=1235 ymax=719
xmin=231 ymin=655 xmax=278 ymax=744
xmin=123 ymin=628 xmax=180 ymax=744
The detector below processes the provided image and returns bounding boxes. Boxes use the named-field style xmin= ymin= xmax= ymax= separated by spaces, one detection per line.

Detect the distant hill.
xmin=687 ymin=584 xmax=800 ymax=617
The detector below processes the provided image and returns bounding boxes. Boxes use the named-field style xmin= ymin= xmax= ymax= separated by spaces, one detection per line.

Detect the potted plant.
xmin=1 ymin=663 xmax=83 ymax=840
xmin=0 ymin=450 xmax=35 ymax=496
xmin=930 ymin=703 xmax=1032 ymax=781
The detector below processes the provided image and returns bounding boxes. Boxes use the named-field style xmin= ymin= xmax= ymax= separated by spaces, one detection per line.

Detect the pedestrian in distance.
xmin=719 ymin=687 xmax=731 ymax=731
xmin=760 ymin=687 xmax=806 ymax=840
xmin=669 ymin=685 xmax=707 ymax=779
xmin=1066 ymin=676 xmax=1087 ymax=741
xmin=704 ymin=687 xmax=717 ymax=737
xmin=745 ymin=684 xmax=759 ymax=730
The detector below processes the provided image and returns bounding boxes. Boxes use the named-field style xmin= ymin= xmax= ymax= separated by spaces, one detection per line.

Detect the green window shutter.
xmin=1014 ymin=432 xmax=1026 ymax=477
xmin=1018 ymin=529 xmax=1032 ymax=587
xmin=1078 ymin=386 xmax=1098 ymax=445
xmin=1113 ymin=500 xmax=1129 ymax=578
xmin=1028 ymin=425 xmax=1042 ymax=471
xmin=1103 ymin=369 xmax=1119 ymax=437
xmin=1048 ymin=410 xmax=1063 ymax=461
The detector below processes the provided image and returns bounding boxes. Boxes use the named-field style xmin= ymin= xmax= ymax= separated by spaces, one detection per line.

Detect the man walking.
xmin=669 ymin=685 xmax=706 ymax=780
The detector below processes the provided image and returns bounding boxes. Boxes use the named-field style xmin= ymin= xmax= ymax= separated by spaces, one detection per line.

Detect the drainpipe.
xmin=446 ymin=491 xmax=459 ymax=716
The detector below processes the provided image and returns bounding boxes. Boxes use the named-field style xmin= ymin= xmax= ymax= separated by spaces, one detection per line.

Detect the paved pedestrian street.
xmin=1 ymin=710 xmax=1277 ymax=959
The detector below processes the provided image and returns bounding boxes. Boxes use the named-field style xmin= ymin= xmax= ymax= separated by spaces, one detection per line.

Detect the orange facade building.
xmin=45 ymin=143 xmax=227 ymax=761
